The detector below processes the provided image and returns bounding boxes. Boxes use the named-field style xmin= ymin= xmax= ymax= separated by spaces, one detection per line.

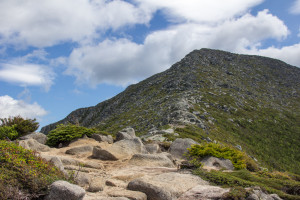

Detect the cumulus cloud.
xmin=0 ymin=0 xmax=153 ymax=47
xmin=290 ymin=0 xmax=300 ymax=14
xmin=66 ymin=10 xmax=290 ymax=86
xmin=245 ymin=43 xmax=300 ymax=67
xmin=135 ymin=0 xmax=264 ymax=23
xmin=0 ymin=63 xmax=54 ymax=91
xmin=0 ymin=95 xmax=47 ymax=119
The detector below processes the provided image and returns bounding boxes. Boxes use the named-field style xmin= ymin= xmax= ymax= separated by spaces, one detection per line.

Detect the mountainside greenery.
xmin=41 ymin=49 xmax=300 ymax=174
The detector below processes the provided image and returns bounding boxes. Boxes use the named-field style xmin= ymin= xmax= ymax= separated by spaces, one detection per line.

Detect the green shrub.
xmin=46 ymin=124 xmax=97 ymax=147
xmin=0 ymin=125 xmax=18 ymax=140
xmin=0 ymin=116 xmax=39 ymax=138
xmin=0 ymin=140 xmax=66 ymax=199
xmin=187 ymin=143 xmax=258 ymax=170
xmin=223 ymin=186 xmax=249 ymax=200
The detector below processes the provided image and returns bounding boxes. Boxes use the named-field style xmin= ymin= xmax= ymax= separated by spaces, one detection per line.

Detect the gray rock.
xmin=95 ymin=198 xmax=130 ymax=200
xmin=106 ymin=179 xmax=127 ymax=188
xmin=65 ymin=145 xmax=93 ymax=155
xmin=145 ymin=143 xmax=162 ymax=154
xmin=201 ymin=156 xmax=234 ymax=170
xmin=45 ymin=180 xmax=85 ymax=200
xmin=49 ymin=156 xmax=64 ymax=172
xmin=93 ymin=138 xmax=147 ymax=160
xmin=116 ymin=127 xmax=136 ymax=141
xmin=178 ymin=185 xmax=230 ymax=200
xmin=247 ymin=194 xmax=260 ymax=200
xmin=92 ymin=134 xmax=113 ymax=144
xmin=18 ymin=138 xmax=51 ymax=152
xmin=169 ymin=138 xmax=198 ymax=159
xmin=19 ymin=132 xmax=48 ymax=144
xmin=128 ymin=179 xmax=172 ymax=200
xmin=129 ymin=153 xmax=175 ymax=167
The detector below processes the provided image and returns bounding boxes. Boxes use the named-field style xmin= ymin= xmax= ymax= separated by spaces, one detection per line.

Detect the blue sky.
xmin=0 ymin=0 xmax=299 ymax=129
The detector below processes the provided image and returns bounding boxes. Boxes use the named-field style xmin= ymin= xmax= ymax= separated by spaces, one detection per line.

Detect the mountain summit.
xmin=42 ymin=48 xmax=300 ymax=173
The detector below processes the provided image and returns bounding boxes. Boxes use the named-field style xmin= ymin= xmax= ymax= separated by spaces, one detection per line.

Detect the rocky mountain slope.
xmin=41 ymin=48 xmax=300 ymax=173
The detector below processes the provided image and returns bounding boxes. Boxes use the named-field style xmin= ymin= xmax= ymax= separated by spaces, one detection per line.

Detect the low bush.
xmin=187 ymin=143 xmax=259 ymax=170
xmin=0 ymin=125 xmax=18 ymax=140
xmin=0 ymin=116 xmax=39 ymax=138
xmin=46 ymin=124 xmax=97 ymax=147
xmin=193 ymin=169 xmax=300 ymax=200
xmin=0 ymin=140 xmax=66 ymax=199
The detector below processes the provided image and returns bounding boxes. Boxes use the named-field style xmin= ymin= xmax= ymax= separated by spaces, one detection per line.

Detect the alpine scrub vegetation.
xmin=0 ymin=140 xmax=66 ymax=199
xmin=0 ymin=116 xmax=39 ymax=140
xmin=46 ymin=123 xmax=97 ymax=147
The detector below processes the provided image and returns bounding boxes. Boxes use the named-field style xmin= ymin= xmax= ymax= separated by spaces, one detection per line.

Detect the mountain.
xmin=41 ymin=48 xmax=300 ymax=173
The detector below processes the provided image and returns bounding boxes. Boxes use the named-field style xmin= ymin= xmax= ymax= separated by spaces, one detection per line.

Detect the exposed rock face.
xmin=128 ymin=172 xmax=208 ymax=200
xmin=18 ymin=138 xmax=51 ymax=152
xmin=19 ymin=132 xmax=48 ymax=144
xmin=145 ymin=144 xmax=161 ymax=154
xmin=92 ymin=138 xmax=147 ymax=160
xmin=116 ymin=127 xmax=136 ymax=141
xmin=169 ymin=138 xmax=198 ymax=159
xmin=45 ymin=180 xmax=85 ymax=200
xmin=201 ymin=156 xmax=234 ymax=171
xmin=66 ymin=145 xmax=93 ymax=155
xmin=129 ymin=153 xmax=175 ymax=167
xmin=178 ymin=185 xmax=230 ymax=200
xmin=91 ymin=134 xmax=113 ymax=144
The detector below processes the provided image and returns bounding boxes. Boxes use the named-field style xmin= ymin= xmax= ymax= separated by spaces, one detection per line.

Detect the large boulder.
xmin=65 ymin=145 xmax=93 ymax=155
xmin=45 ymin=180 xmax=85 ymax=200
xmin=128 ymin=172 xmax=208 ymax=200
xmin=91 ymin=134 xmax=114 ymax=144
xmin=116 ymin=127 xmax=136 ymax=141
xmin=201 ymin=156 xmax=234 ymax=171
xmin=19 ymin=138 xmax=50 ymax=152
xmin=178 ymin=185 xmax=230 ymax=200
xmin=145 ymin=143 xmax=161 ymax=154
xmin=129 ymin=153 xmax=175 ymax=168
xmin=107 ymin=189 xmax=147 ymax=200
xmin=168 ymin=138 xmax=198 ymax=159
xmin=19 ymin=132 xmax=48 ymax=144
xmin=92 ymin=138 xmax=147 ymax=160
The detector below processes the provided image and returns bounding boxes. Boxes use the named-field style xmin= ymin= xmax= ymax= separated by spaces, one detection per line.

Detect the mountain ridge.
xmin=41 ymin=48 xmax=300 ymax=173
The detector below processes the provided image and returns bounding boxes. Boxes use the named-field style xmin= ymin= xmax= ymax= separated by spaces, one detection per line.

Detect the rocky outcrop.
xmin=201 ymin=156 xmax=234 ymax=171
xmin=107 ymin=189 xmax=147 ymax=200
xmin=91 ymin=134 xmax=113 ymax=144
xmin=129 ymin=153 xmax=175 ymax=167
xmin=128 ymin=172 xmax=208 ymax=199
xmin=178 ymin=185 xmax=230 ymax=200
xmin=45 ymin=180 xmax=85 ymax=200
xmin=19 ymin=132 xmax=48 ymax=144
xmin=145 ymin=143 xmax=161 ymax=154
xmin=18 ymin=138 xmax=51 ymax=152
xmin=92 ymin=138 xmax=147 ymax=160
xmin=66 ymin=145 xmax=93 ymax=155
xmin=116 ymin=127 xmax=136 ymax=141
xmin=169 ymin=138 xmax=198 ymax=159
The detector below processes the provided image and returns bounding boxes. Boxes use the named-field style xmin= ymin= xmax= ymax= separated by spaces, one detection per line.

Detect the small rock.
xmin=145 ymin=144 xmax=161 ymax=154
xmin=45 ymin=180 xmax=85 ymax=200
xmin=106 ymin=179 xmax=128 ymax=188
xmin=74 ymin=172 xmax=91 ymax=187
xmin=201 ymin=156 xmax=234 ymax=171
xmin=178 ymin=185 xmax=230 ymax=200
xmin=129 ymin=153 xmax=175 ymax=167
xmin=116 ymin=127 xmax=136 ymax=141
xmin=92 ymin=134 xmax=114 ymax=144
xmin=107 ymin=189 xmax=147 ymax=200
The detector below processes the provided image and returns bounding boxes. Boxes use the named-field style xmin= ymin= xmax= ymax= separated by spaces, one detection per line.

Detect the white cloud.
xmin=0 ymin=95 xmax=47 ymax=119
xmin=66 ymin=10 xmax=290 ymax=86
xmin=0 ymin=0 xmax=153 ymax=47
xmin=245 ymin=43 xmax=300 ymax=67
xmin=135 ymin=0 xmax=264 ymax=23
xmin=290 ymin=0 xmax=300 ymax=14
xmin=0 ymin=63 xmax=54 ymax=91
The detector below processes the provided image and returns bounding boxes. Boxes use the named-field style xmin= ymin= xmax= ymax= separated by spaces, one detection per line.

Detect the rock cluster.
xmin=17 ymin=129 xmax=282 ymax=200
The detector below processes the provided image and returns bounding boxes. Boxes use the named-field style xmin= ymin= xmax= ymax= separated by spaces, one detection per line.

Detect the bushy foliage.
xmin=0 ymin=140 xmax=66 ymax=199
xmin=187 ymin=143 xmax=259 ymax=171
xmin=0 ymin=125 xmax=18 ymax=140
xmin=223 ymin=186 xmax=249 ymax=200
xmin=193 ymin=169 xmax=300 ymax=200
xmin=46 ymin=124 xmax=97 ymax=147
xmin=0 ymin=116 xmax=39 ymax=138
